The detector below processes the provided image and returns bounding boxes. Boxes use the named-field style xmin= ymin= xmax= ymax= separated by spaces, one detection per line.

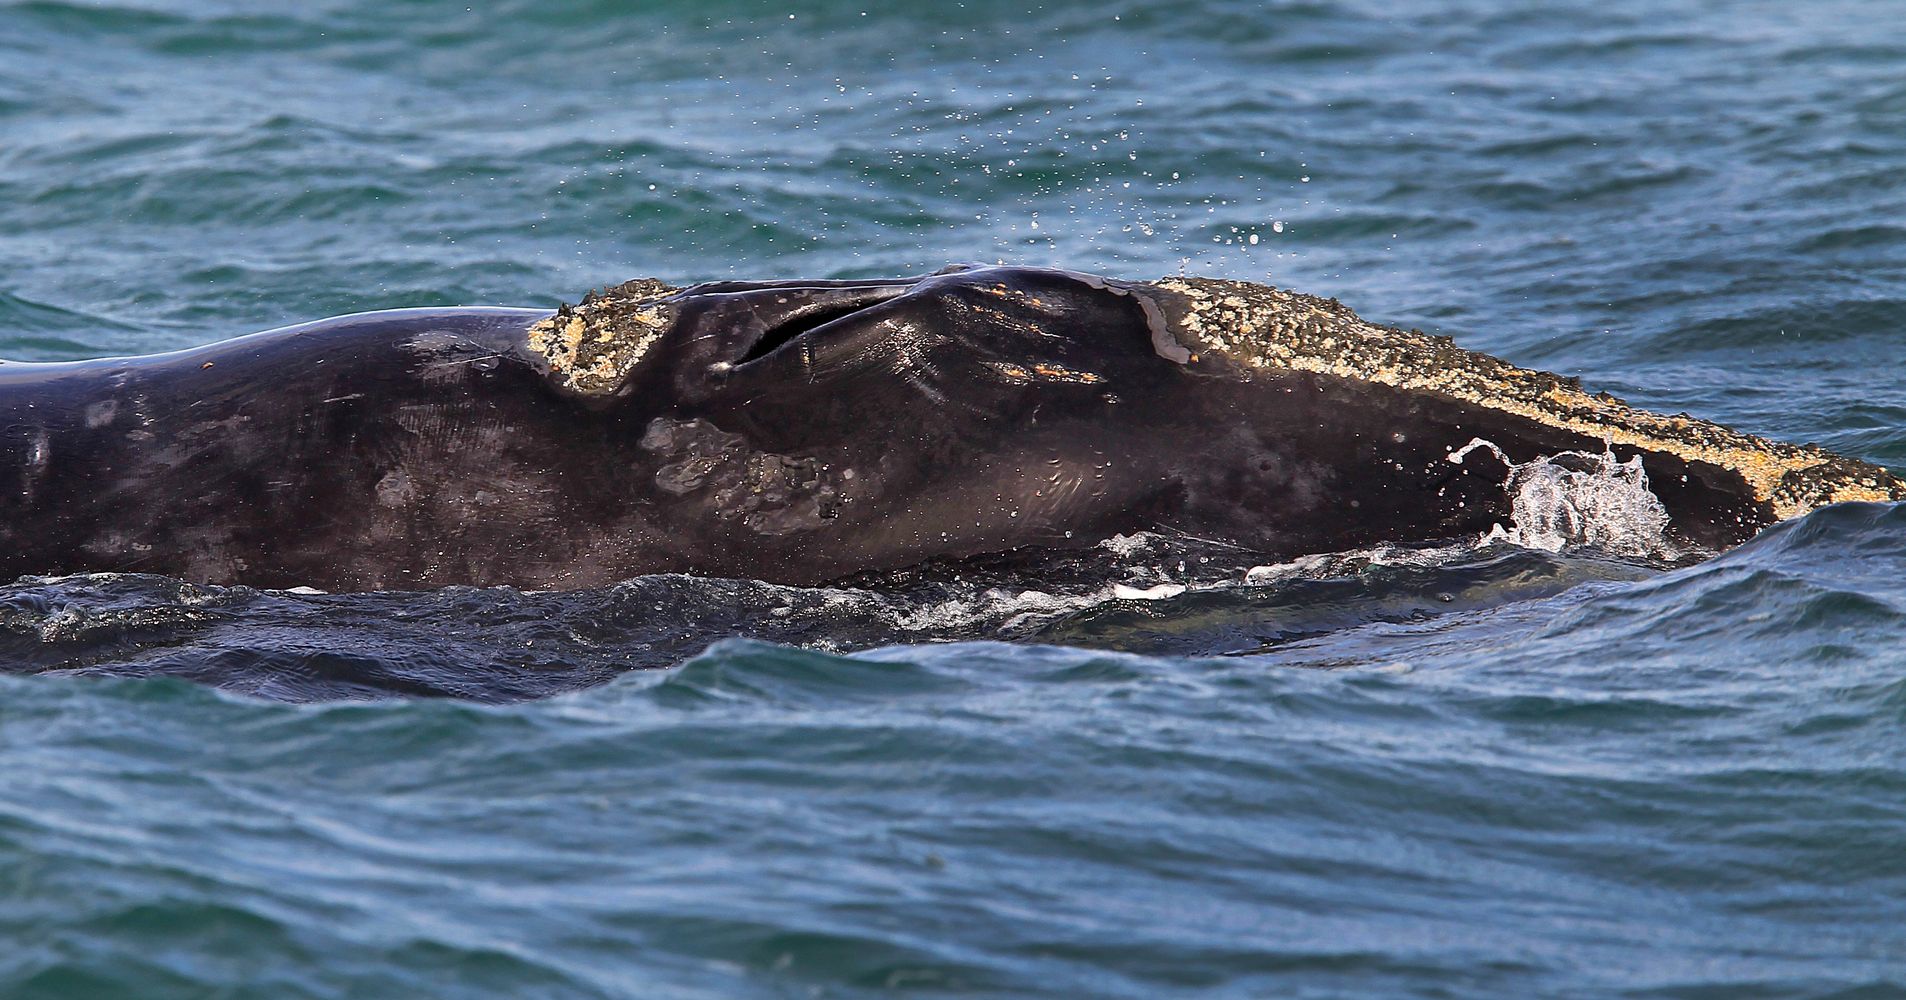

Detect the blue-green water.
xmin=4 ymin=0 xmax=1906 ymax=995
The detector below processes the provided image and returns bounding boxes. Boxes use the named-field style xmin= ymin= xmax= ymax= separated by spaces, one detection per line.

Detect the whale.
xmin=1 ymin=265 xmax=1900 ymax=591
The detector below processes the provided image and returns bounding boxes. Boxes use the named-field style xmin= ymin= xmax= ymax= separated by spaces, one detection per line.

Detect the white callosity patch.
xmin=1448 ymin=438 xmax=1675 ymax=558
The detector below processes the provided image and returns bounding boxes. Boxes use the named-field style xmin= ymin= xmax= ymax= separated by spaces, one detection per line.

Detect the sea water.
xmin=2 ymin=1 xmax=1905 ymax=995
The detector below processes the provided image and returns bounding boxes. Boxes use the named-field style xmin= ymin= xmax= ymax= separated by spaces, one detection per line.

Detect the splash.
xmin=1447 ymin=439 xmax=1676 ymax=559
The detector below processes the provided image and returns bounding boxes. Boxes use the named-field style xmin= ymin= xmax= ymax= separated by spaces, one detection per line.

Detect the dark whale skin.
xmin=2 ymin=267 xmax=1899 ymax=591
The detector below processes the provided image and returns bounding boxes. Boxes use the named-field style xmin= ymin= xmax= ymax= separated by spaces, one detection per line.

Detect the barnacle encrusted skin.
xmin=1146 ymin=276 xmax=1906 ymax=521
xmin=526 ymin=277 xmax=681 ymax=396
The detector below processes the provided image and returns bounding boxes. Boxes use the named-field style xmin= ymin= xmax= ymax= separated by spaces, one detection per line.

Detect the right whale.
xmin=0 ymin=265 xmax=1898 ymax=591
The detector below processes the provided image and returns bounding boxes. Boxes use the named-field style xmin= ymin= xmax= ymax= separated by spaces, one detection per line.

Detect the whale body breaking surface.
xmin=1 ymin=265 xmax=1900 ymax=593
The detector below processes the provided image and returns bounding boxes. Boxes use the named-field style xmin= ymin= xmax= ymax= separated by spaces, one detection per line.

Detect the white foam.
xmin=1448 ymin=438 xmax=1676 ymax=558
xmin=1097 ymin=532 xmax=1159 ymax=558
xmin=1112 ymin=583 xmax=1188 ymax=600
xmin=889 ymin=586 xmax=1101 ymax=633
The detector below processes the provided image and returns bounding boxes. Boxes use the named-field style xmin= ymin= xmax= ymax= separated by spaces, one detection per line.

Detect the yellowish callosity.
xmin=1148 ymin=277 xmax=1906 ymax=520
xmin=527 ymin=277 xmax=681 ymax=396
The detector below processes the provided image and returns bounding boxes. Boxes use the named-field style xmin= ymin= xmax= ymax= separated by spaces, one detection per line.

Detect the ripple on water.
xmin=3 ymin=0 xmax=1906 ymax=995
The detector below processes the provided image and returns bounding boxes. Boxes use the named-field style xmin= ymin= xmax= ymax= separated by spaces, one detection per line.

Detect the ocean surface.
xmin=4 ymin=0 xmax=1906 ymax=995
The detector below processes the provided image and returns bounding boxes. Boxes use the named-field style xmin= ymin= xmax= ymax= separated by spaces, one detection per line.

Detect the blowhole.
xmin=740 ymin=302 xmax=876 ymax=364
